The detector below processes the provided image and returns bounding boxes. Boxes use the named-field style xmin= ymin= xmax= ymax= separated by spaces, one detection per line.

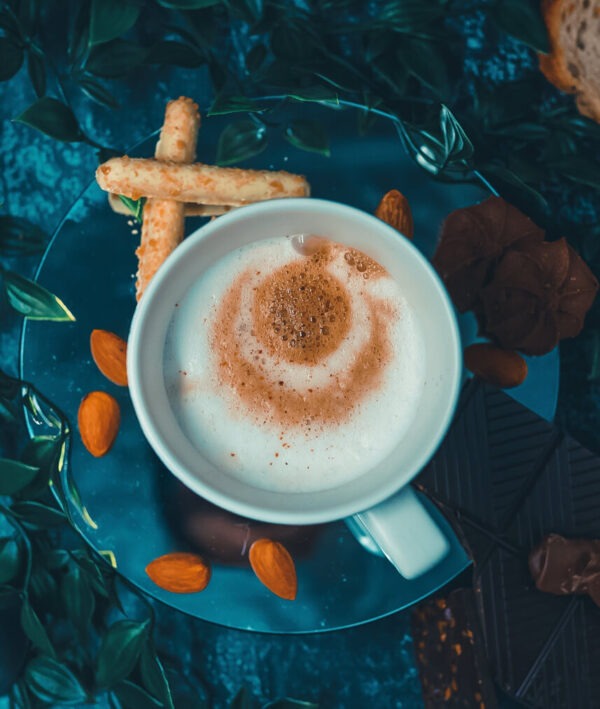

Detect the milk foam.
xmin=163 ymin=236 xmax=425 ymax=493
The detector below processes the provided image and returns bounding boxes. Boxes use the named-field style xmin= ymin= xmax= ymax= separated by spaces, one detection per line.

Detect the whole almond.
xmin=375 ymin=189 xmax=414 ymax=238
xmin=78 ymin=391 xmax=121 ymax=457
xmin=90 ymin=329 xmax=128 ymax=386
xmin=464 ymin=343 xmax=528 ymax=389
xmin=249 ymin=538 xmax=297 ymax=600
xmin=145 ymin=552 xmax=211 ymax=594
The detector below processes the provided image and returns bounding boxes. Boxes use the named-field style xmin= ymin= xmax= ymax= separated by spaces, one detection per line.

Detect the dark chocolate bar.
xmin=411 ymin=588 xmax=498 ymax=708
xmin=417 ymin=380 xmax=600 ymax=708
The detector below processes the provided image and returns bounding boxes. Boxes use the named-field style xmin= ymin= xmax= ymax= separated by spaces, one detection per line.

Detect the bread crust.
xmin=538 ymin=0 xmax=600 ymax=122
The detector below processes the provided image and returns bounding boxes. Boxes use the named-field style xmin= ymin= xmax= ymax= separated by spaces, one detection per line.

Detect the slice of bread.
xmin=539 ymin=0 xmax=600 ymax=122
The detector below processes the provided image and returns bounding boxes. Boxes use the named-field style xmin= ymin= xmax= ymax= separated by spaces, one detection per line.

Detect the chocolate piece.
xmin=411 ymin=588 xmax=498 ymax=708
xmin=529 ymin=533 xmax=600 ymax=606
xmin=417 ymin=381 xmax=600 ymax=707
xmin=432 ymin=196 xmax=544 ymax=312
xmin=480 ymin=239 xmax=598 ymax=354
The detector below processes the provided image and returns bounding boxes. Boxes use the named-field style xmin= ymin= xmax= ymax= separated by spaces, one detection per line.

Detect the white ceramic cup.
xmin=128 ymin=198 xmax=462 ymax=579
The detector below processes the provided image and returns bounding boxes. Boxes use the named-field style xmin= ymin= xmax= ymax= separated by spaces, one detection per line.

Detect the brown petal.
xmin=481 ymin=287 xmax=540 ymax=348
xmin=433 ymin=197 xmax=545 ymax=312
xmin=515 ymin=239 xmax=570 ymax=291
xmin=512 ymin=310 xmax=559 ymax=356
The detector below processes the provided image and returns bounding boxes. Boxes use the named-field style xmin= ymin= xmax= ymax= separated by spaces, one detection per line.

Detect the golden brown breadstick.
xmin=108 ymin=192 xmax=233 ymax=217
xmin=155 ymin=96 xmax=199 ymax=164
xmin=96 ymin=157 xmax=311 ymax=206
xmin=135 ymin=97 xmax=200 ymax=300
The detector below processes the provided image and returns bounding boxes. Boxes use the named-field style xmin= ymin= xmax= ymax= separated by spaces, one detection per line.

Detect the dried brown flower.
xmin=480 ymin=239 xmax=598 ymax=355
xmin=433 ymin=197 xmax=544 ymax=312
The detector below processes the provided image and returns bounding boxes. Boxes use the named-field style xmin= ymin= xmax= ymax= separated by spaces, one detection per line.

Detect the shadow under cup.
xmin=127 ymin=198 xmax=462 ymax=526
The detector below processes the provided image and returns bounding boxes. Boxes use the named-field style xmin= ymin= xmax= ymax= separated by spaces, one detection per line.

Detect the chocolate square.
xmin=416 ymin=380 xmax=600 ymax=708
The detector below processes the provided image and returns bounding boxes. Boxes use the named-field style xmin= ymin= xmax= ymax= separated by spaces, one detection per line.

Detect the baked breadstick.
xmin=96 ymin=157 xmax=311 ymax=206
xmin=135 ymin=97 xmax=200 ymax=300
xmin=108 ymin=192 xmax=232 ymax=217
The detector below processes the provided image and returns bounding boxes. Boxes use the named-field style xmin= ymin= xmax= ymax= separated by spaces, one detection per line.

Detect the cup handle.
xmin=352 ymin=486 xmax=450 ymax=579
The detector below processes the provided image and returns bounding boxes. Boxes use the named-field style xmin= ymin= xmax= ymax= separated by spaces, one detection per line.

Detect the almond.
xmin=145 ymin=552 xmax=211 ymax=594
xmin=464 ymin=343 xmax=528 ymax=389
xmin=90 ymin=329 xmax=128 ymax=386
xmin=375 ymin=189 xmax=414 ymax=239
xmin=249 ymin=538 xmax=297 ymax=600
xmin=78 ymin=391 xmax=121 ymax=457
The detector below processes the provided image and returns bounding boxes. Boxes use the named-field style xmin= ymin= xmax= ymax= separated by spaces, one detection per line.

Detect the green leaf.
xmin=89 ymin=0 xmax=141 ymax=46
xmin=0 ymin=37 xmax=24 ymax=81
xmin=0 ymin=215 xmax=46 ymax=255
xmin=208 ymin=94 xmax=268 ymax=116
xmin=61 ymin=565 xmax=95 ymax=641
xmin=0 ymin=368 xmax=21 ymax=399
xmin=588 ymin=331 xmax=600 ymax=383
xmin=245 ymin=44 xmax=267 ymax=72
xmin=86 ymin=39 xmax=147 ymax=78
xmin=68 ymin=1 xmax=91 ymax=66
xmin=144 ymin=40 xmax=204 ymax=67
xmin=229 ymin=687 xmax=252 ymax=709
xmin=25 ymin=656 xmax=87 ymax=705
xmin=27 ymin=50 xmax=46 ymax=98
xmin=270 ymin=19 xmax=321 ymax=62
xmin=356 ymin=93 xmax=384 ymax=136
xmin=489 ymin=0 xmax=550 ymax=54
xmin=156 ymin=0 xmax=222 ymax=7
xmin=118 ymin=195 xmax=145 ymax=223
xmin=398 ymin=107 xmax=473 ymax=178
xmin=313 ymin=61 xmax=361 ymax=92
xmin=19 ymin=436 xmax=63 ymax=498
xmin=374 ymin=0 xmax=444 ymax=32
xmin=28 ymin=566 xmax=59 ymax=613
xmin=263 ymin=701 xmax=319 ymax=709
xmin=79 ymin=77 xmax=120 ymax=109
xmin=96 ymin=619 xmax=150 ymax=688
xmin=284 ymin=120 xmax=330 ymax=157
xmin=113 ymin=680 xmax=164 ymax=709
xmin=487 ymin=121 xmax=549 ymax=141
xmin=229 ymin=0 xmax=263 ymax=24
xmin=0 ymin=458 xmax=39 ymax=495
xmin=547 ymin=156 xmax=600 ymax=190
xmin=71 ymin=550 xmax=109 ymax=598
xmin=21 ymin=599 xmax=56 ymax=658
xmin=216 ymin=119 xmax=267 ymax=166
xmin=2 ymin=269 xmax=76 ymax=321
xmin=438 ymin=105 xmax=474 ymax=165
xmin=45 ymin=549 xmax=70 ymax=570
xmin=480 ymin=164 xmax=549 ymax=217
xmin=13 ymin=97 xmax=84 ymax=143
xmin=0 ymin=587 xmax=20 ymax=610
xmin=140 ymin=644 xmax=174 ymax=709
xmin=396 ymin=37 xmax=449 ymax=97
xmin=0 ymin=538 xmax=20 ymax=584
xmin=372 ymin=50 xmax=409 ymax=95
xmin=11 ymin=501 xmax=67 ymax=529
xmin=10 ymin=679 xmax=32 ymax=709
xmin=287 ymin=85 xmax=339 ymax=105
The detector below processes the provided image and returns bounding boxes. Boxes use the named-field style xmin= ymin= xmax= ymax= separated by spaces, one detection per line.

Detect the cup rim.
xmin=127 ymin=197 xmax=462 ymax=524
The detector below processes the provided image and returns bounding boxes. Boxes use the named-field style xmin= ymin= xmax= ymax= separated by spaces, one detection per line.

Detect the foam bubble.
xmin=163 ymin=236 xmax=426 ymax=493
